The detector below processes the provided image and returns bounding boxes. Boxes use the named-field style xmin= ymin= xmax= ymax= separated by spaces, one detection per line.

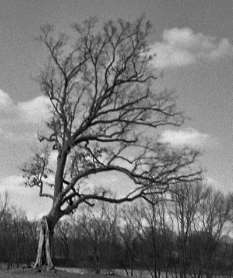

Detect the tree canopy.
xmin=22 ymin=17 xmax=200 ymax=220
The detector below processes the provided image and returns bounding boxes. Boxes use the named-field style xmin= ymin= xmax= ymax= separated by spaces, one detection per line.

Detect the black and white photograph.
xmin=0 ymin=1 xmax=232 ymax=277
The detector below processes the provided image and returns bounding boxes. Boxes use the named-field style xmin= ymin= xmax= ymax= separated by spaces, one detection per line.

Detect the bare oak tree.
xmin=22 ymin=17 xmax=200 ymax=269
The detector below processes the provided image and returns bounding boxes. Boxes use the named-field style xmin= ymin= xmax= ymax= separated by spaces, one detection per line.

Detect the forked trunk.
xmin=34 ymin=215 xmax=57 ymax=270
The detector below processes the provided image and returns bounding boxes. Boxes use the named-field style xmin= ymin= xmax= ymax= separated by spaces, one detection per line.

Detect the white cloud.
xmin=0 ymin=90 xmax=51 ymax=144
xmin=205 ymin=176 xmax=219 ymax=187
xmin=0 ymin=89 xmax=51 ymax=125
xmin=81 ymin=171 xmax=137 ymax=199
xmin=149 ymin=28 xmax=233 ymax=68
xmin=0 ymin=127 xmax=35 ymax=143
xmin=0 ymin=175 xmax=51 ymax=220
xmin=0 ymin=89 xmax=13 ymax=109
xmin=159 ymin=128 xmax=212 ymax=149
xmin=0 ymin=175 xmax=24 ymax=192
xmin=204 ymin=176 xmax=230 ymax=193
xmin=18 ymin=95 xmax=51 ymax=124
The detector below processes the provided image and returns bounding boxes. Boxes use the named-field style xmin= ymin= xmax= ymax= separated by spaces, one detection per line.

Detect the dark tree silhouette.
xmin=22 ymin=17 xmax=200 ymax=269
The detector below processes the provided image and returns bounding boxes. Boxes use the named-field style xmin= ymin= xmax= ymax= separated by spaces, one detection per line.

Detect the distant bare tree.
xmin=77 ymin=203 xmax=117 ymax=274
xmin=122 ymin=197 xmax=173 ymax=278
xmin=169 ymin=181 xmax=205 ymax=278
xmin=120 ymin=204 xmax=141 ymax=276
xmin=194 ymin=187 xmax=232 ymax=278
xmin=55 ymin=220 xmax=72 ymax=263
xmin=0 ymin=198 xmax=37 ymax=268
xmin=139 ymin=197 xmax=169 ymax=278
xmin=22 ymin=17 xmax=200 ymax=269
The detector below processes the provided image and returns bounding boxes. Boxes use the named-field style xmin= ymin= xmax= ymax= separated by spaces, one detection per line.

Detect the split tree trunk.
xmin=34 ymin=216 xmax=56 ymax=270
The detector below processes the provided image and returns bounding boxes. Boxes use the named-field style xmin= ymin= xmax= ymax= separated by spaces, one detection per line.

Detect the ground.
xmin=0 ymin=269 xmax=122 ymax=278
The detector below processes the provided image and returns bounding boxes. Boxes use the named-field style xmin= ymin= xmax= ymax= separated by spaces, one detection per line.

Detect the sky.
xmin=0 ymin=0 xmax=232 ymax=219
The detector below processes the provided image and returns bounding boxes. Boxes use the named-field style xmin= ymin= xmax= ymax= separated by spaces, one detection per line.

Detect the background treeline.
xmin=1 ymin=181 xmax=233 ymax=278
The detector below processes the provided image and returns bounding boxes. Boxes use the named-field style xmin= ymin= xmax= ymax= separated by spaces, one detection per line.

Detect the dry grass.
xmin=0 ymin=269 xmax=122 ymax=278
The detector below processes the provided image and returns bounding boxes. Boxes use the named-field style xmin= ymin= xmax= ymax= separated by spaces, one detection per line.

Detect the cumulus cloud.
xmin=0 ymin=126 xmax=34 ymax=143
xmin=0 ymin=89 xmax=51 ymax=144
xmin=159 ymin=128 xmax=213 ymax=149
xmin=0 ymin=89 xmax=51 ymax=125
xmin=204 ymin=176 xmax=227 ymax=192
xmin=149 ymin=28 xmax=233 ymax=68
xmin=0 ymin=175 xmax=24 ymax=192
xmin=205 ymin=176 xmax=219 ymax=186
xmin=18 ymin=95 xmax=51 ymax=124
xmin=0 ymin=175 xmax=52 ymax=219
xmin=0 ymin=89 xmax=13 ymax=109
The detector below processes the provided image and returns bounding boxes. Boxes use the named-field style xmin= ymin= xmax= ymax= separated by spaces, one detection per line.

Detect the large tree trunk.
xmin=34 ymin=214 xmax=59 ymax=270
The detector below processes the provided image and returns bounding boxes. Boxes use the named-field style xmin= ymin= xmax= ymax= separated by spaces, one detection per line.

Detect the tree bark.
xmin=34 ymin=216 xmax=56 ymax=270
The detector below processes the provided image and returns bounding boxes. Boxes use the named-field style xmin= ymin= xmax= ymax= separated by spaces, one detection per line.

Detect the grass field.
xmin=0 ymin=269 xmax=122 ymax=278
